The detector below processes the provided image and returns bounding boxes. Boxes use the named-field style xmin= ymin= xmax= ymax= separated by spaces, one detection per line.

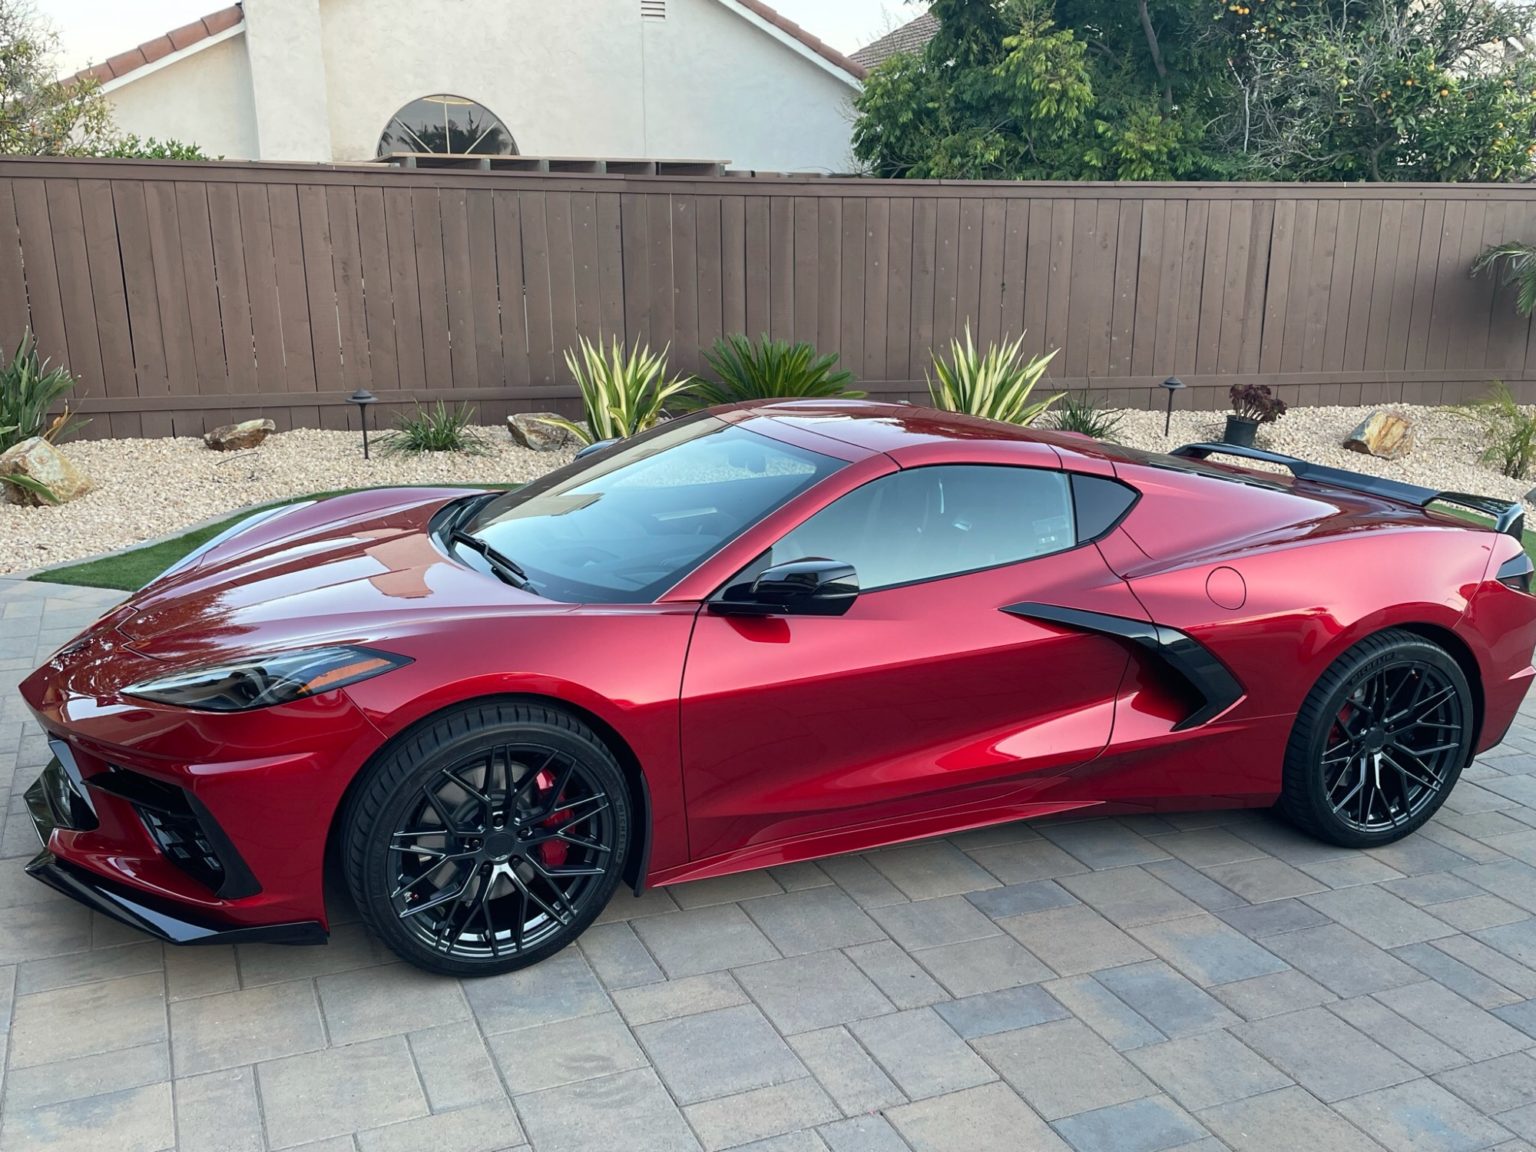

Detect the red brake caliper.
xmin=535 ymin=769 xmax=570 ymax=867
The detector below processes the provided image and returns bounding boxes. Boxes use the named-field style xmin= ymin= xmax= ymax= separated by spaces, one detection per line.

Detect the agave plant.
xmin=1473 ymin=241 xmax=1536 ymax=317
xmin=548 ymin=336 xmax=688 ymax=445
xmin=682 ymin=334 xmax=862 ymax=409
xmin=926 ymin=325 xmax=1060 ymax=425
xmin=0 ymin=330 xmax=85 ymax=454
xmin=380 ymin=400 xmax=488 ymax=455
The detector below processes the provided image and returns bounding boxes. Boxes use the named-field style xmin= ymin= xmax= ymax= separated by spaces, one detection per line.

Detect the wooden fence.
xmin=4 ymin=156 xmax=1536 ymax=438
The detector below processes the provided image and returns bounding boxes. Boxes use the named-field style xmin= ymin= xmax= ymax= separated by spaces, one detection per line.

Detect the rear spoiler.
xmin=1172 ymin=442 xmax=1526 ymax=540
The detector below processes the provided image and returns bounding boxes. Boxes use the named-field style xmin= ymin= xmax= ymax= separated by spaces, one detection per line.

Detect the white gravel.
xmin=3 ymin=403 xmax=1532 ymax=577
xmin=0 ymin=427 xmax=572 ymax=575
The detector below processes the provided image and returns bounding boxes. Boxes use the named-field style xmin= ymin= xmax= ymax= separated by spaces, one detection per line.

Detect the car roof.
xmin=728 ymin=399 xmax=1070 ymax=467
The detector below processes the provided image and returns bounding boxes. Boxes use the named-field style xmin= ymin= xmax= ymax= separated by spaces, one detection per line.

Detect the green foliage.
xmin=0 ymin=330 xmax=84 ymax=453
xmin=927 ymin=325 xmax=1060 ymax=425
xmin=1473 ymin=242 xmax=1536 ymax=317
xmin=853 ymin=0 xmax=1536 ymax=184
xmin=1049 ymin=392 xmax=1123 ymax=439
xmin=549 ymin=336 xmax=688 ymax=444
xmin=1459 ymin=381 xmax=1536 ymax=480
xmin=381 ymin=401 xmax=487 ymax=454
xmin=91 ymin=135 xmax=216 ymax=161
xmin=0 ymin=2 xmax=114 ymax=156
xmin=683 ymin=334 xmax=862 ymax=409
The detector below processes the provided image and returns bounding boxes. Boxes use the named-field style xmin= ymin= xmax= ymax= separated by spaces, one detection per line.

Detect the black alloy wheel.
xmin=343 ymin=702 xmax=630 ymax=976
xmin=1280 ymin=629 xmax=1472 ymax=847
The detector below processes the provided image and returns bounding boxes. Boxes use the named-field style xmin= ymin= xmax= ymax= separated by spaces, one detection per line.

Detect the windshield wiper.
xmin=450 ymin=530 xmax=535 ymax=592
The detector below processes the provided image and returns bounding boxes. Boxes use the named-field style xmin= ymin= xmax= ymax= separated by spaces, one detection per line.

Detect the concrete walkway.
xmin=5 ymin=576 xmax=1536 ymax=1151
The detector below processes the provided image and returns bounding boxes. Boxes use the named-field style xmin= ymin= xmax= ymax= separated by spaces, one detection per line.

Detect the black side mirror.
xmin=711 ymin=558 xmax=859 ymax=617
xmin=574 ymin=438 xmax=618 ymax=460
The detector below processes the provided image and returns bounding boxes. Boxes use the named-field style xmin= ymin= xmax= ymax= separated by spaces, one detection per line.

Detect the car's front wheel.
xmin=1279 ymin=629 xmax=1473 ymax=848
xmin=341 ymin=701 xmax=630 ymax=976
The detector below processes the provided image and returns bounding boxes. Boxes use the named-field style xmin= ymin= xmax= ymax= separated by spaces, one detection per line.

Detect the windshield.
xmin=461 ymin=416 xmax=846 ymax=603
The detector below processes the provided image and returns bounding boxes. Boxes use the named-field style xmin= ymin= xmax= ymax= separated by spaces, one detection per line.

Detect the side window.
xmin=758 ymin=465 xmax=1077 ymax=592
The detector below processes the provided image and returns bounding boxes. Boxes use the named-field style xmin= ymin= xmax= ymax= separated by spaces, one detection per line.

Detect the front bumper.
xmin=24 ymin=757 xmax=326 ymax=946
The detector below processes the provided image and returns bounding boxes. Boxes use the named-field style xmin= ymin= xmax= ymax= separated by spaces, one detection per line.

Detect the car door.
xmin=677 ymin=462 xmax=1147 ymax=867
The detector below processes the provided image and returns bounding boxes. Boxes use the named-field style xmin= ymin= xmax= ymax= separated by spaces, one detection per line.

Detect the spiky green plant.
xmin=926 ymin=325 xmax=1059 ymax=425
xmin=381 ymin=401 xmax=488 ymax=454
xmin=681 ymin=334 xmax=861 ymax=409
xmin=1458 ymin=380 xmax=1536 ymax=480
xmin=548 ymin=336 xmax=688 ymax=444
xmin=1049 ymin=392 xmax=1123 ymax=440
xmin=0 ymin=330 xmax=85 ymax=454
xmin=1473 ymin=242 xmax=1536 ymax=317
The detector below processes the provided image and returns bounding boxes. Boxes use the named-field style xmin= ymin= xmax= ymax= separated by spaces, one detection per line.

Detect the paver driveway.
xmin=7 ymin=576 xmax=1536 ymax=1152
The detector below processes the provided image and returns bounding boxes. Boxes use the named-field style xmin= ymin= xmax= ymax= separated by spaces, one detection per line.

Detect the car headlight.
xmin=123 ymin=646 xmax=410 ymax=712
xmin=157 ymin=501 xmax=317 ymax=581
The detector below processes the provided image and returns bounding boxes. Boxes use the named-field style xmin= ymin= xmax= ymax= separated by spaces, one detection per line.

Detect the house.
xmin=76 ymin=0 xmax=865 ymax=172
xmin=850 ymin=9 xmax=937 ymax=71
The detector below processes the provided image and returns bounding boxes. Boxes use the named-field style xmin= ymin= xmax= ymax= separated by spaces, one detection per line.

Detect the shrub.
xmin=682 ymin=334 xmax=861 ymax=409
xmin=381 ymin=401 xmax=487 ymax=454
xmin=92 ymin=135 xmax=216 ymax=161
xmin=0 ymin=330 xmax=84 ymax=453
xmin=1460 ymin=381 xmax=1536 ymax=481
xmin=1049 ymin=392 xmax=1122 ymax=440
xmin=1472 ymin=242 xmax=1536 ymax=318
xmin=927 ymin=325 xmax=1059 ymax=426
xmin=550 ymin=336 xmax=688 ymax=444
xmin=1229 ymin=383 xmax=1287 ymax=424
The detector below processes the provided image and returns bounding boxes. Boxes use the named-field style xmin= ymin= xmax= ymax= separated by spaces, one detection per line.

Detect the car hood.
xmin=110 ymin=488 xmax=562 ymax=664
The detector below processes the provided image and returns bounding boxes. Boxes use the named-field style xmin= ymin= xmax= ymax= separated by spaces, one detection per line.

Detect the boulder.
xmin=204 ymin=418 xmax=275 ymax=452
xmin=1343 ymin=410 xmax=1414 ymax=461
xmin=0 ymin=437 xmax=92 ymax=505
xmin=508 ymin=412 xmax=579 ymax=452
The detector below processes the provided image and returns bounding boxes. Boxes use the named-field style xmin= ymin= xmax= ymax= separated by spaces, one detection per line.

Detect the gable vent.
xmin=641 ymin=0 xmax=666 ymax=18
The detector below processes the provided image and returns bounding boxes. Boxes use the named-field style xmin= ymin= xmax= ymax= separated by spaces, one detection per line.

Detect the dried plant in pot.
xmin=1225 ymin=383 xmax=1287 ymax=448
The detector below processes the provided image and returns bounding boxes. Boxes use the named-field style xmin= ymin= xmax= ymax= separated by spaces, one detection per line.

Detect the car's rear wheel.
xmin=1279 ymin=629 xmax=1472 ymax=848
xmin=341 ymin=701 xmax=630 ymax=976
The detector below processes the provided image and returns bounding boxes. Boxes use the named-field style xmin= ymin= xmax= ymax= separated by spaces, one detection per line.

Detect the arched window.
xmin=377 ymin=94 xmax=516 ymax=158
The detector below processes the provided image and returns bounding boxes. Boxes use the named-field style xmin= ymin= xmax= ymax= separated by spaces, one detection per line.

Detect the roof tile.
xmin=67 ymin=4 xmax=243 ymax=86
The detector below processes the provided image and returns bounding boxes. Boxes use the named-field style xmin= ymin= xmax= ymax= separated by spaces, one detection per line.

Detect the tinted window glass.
xmin=757 ymin=465 xmax=1075 ymax=592
xmin=465 ymin=418 xmax=843 ymax=603
xmin=377 ymin=94 xmax=516 ymax=157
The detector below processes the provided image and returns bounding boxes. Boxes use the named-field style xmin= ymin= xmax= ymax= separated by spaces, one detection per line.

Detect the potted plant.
xmin=1225 ymin=383 xmax=1287 ymax=447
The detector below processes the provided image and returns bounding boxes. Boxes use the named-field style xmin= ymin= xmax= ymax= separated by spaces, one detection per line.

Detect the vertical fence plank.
xmin=267 ymin=184 xmax=319 ymax=428
xmin=1153 ymin=200 xmax=1185 ymax=375
xmin=816 ymin=197 xmax=842 ymax=360
xmin=695 ymin=193 xmax=723 ymax=355
xmin=793 ymin=197 xmax=819 ymax=346
xmin=298 ymin=185 xmax=345 ymax=400
xmin=999 ymin=199 xmax=1028 ymax=345
xmin=356 ymin=186 xmax=401 ymax=395
xmin=1109 ymin=202 xmax=1140 ymax=379
xmin=173 ymin=183 xmax=229 ymax=411
xmin=328 ymin=186 xmax=373 ymax=403
xmin=1130 ymin=201 xmax=1163 ymax=379
xmin=521 ymin=191 xmax=557 ymax=386
xmin=767 ymin=196 xmax=793 ymax=341
xmin=908 ymin=197 xmax=938 ymax=381
xmin=596 ymin=192 xmax=626 ymax=343
xmin=438 ymin=187 xmax=479 ymax=392
xmin=1043 ymin=200 xmax=1074 ymax=376
xmin=957 ymin=198 xmax=984 ymax=339
xmin=380 ymin=188 xmax=424 ymax=395
xmin=1195 ymin=201 xmax=1229 ymax=375
xmin=143 ymin=181 xmax=200 ymax=431
xmin=670 ymin=195 xmax=699 ymax=377
xmin=885 ymin=197 xmax=914 ymax=384
xmin=236 ymin=184 xmax=287 ymax=406
xmin=644 ymin=193 xmax=673 ymax=355
xmin=0 ymin=182 xmax=27 ymax=341
xmin=863 ymin=197 xmax=888 ymax=383
xmin=978 ymin=199 xmax=1006 ymax=350
xmin=1174 ymin=201 xmax=1207 ymax=375
xmin=839 ymin=197 xmax=866 ymax=379
xmin=1341 ymin=200 xmax=1380 ymax=380
xmin=1235 ymin=200 xmax=1272 ymax=377
xmin=737 ymin=195 xmax=766 ymax=339
xmin=545 ymin=190 xmax=579 ymax=377
xmin=620 ymin=192 xmax=650 ymax=348
xmin=111 ymin=181 xmax=173 ymax=436
xmin=43 ymin=181 xmax=105 ymax=408
xmin=492 ymin=191 xmax=530 ymax=387
xmin=14 ymin=180 xmax=72 ymax=388
xmin=467 ymin=188 xmax=504 ymax=392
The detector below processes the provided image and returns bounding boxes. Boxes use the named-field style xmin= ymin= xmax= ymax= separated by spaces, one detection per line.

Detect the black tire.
xmin=1278 ymin=629 xmax=1473 ymax=848
xmin=341 ymin=700 xmax=630 ymax=977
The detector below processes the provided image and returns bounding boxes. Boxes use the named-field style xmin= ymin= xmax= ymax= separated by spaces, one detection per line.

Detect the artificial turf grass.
xmin=29 ymin=484 xmax=517 ymax=592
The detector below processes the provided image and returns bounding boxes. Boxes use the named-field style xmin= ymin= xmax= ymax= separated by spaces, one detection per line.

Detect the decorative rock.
xmin=0 ymin=436 xmax=92 ymax=505
xmin=1343 ymin=410 xmax=1414 ymax=461
xmin=508 ymin=412 xmax=579 ymax=452
xmin=204 ymin=418 xmax=275 ymax=452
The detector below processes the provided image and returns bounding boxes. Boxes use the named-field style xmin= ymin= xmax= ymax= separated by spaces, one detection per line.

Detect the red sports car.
xmin=19 ymin=400 xmax=1536 ymax=975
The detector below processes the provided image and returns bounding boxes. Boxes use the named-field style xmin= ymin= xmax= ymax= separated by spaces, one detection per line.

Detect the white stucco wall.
xmin=105 ymin=35 xmax=260 ymax=161
xmin=104 ymin=0 xmax=858 ymax=170
xmin=642 ymin=0 xmax=856 ymax=172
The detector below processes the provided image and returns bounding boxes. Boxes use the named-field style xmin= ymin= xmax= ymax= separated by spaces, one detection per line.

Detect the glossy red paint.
xmin=18 ymin=400 xmax=1536 ymax=938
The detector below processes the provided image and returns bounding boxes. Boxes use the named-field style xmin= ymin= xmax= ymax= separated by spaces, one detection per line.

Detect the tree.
xmin=0 ymin=3 xmax=210 ymax=159
xmin=1225 ymin=0 xmax=1536 ymax=182
xmin=0 ymin=1 xmax=114 ymax=155
xmin=852 ymin=0 xmax=1536 ymax=183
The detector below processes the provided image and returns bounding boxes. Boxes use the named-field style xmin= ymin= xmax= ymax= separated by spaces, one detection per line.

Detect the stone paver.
xmin=5 ymin=575 xmax=1536 ymax=1149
